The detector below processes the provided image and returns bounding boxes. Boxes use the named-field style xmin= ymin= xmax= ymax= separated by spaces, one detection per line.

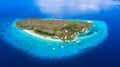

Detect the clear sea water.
xmin=0 ymin=0 xmax=120 ymax=67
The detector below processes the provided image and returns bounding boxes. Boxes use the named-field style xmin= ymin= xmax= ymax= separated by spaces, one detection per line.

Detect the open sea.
xmin=0 ymin=0 xmax=120 ymax=67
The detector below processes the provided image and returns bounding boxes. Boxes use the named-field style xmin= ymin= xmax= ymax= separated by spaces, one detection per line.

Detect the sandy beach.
xmin=23 ymin=29 xmax=62 ymax=41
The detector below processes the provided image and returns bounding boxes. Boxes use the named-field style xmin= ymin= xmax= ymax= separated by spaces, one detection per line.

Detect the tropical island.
xmin=16 ymin=19 xmax=94 ymax=42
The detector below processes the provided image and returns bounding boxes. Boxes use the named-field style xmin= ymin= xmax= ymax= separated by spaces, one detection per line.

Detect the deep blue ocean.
xmin=0 ymin=0 xmax=120 ymax=67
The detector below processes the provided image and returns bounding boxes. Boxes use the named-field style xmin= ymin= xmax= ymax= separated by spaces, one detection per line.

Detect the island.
xmin=16 ymin=19 xmax=94 ymax=42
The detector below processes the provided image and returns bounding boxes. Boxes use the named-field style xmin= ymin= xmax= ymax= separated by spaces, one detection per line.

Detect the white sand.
xmin=23 ymin=29 xmax=61 ymax=41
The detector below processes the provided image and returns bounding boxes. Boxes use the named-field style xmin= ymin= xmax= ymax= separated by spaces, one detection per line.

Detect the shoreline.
xmin=23 ymin=29 xmax=62 ymax=41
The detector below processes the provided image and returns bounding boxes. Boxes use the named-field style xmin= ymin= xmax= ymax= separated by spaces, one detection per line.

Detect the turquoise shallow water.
xmin=0 ymin=18 xmax=108 ymax=59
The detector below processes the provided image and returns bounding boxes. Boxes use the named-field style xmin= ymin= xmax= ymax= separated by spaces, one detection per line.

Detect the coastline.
xmin=23 ymin=29 xmax=62 ymax=41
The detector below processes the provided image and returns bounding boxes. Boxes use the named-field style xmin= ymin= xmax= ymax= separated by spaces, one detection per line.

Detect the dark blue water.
xmin=0 ymin=0 xmax=120 ymax=67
